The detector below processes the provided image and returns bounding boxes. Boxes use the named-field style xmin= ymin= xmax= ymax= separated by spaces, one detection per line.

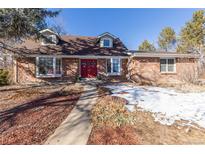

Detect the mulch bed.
xmin=87 ymin=126 xmax=141 ymax=145
xmin=88 ymin=90 xmax=141 ymax=145
xmin=0 ymin=85 xmax=82 ymax=145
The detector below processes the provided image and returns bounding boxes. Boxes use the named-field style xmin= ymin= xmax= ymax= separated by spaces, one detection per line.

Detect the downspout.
xmin=126 ymin=53 xmax=133 ymax=82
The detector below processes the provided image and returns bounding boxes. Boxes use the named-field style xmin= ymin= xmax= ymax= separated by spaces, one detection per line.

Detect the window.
xmin=100 ymin=38 xmax=113 ymax=48
xmin=42 ymin=35 xmax=57 ymax=45
xmin=103 ymin=39 xmax=110 ymax=47
xmin=160 ymin=58 xmax=175 ymax=73
xmin=107 ymin=58 xmax=121 ymax=75
xmin=36 ymin=57 xmax=62 ymax=77
xmin=38 ymin=57 xmax=53 ymax=75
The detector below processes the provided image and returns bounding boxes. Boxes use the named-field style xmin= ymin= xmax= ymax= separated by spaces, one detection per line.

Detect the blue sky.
xmin=48 ymin=8 xmax=202 ymax=50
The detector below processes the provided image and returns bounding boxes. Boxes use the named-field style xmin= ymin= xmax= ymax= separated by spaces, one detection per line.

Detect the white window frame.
xmin=41 ymin=35 xmax=57 ymax=46
xmin=160 ymin=58 xmax=176 ymax=73
xmin=100 ymin=37 xmax=113 ymax=48
xmin=36 ymin=57 xmax=62 ymax=78
xmin=106 ymin=58 xmax=121 ymax=76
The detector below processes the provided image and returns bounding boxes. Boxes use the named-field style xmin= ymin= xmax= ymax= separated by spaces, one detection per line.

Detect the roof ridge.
xmin=60 ymin=35 xmax=97 ymax=38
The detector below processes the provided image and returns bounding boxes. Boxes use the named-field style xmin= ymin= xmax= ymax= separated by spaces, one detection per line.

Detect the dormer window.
xmin=100 ymin=37 xmax=113 ymax=48
xmin=98 ymin=32 xmax=116 ymax=48
xmin=103 ymin=39 xmax=111 ymax=47
xmin=40 ymin=29 xmax=59 ymax=45
xmin=42 ymin=35 xmax=57 ymax=45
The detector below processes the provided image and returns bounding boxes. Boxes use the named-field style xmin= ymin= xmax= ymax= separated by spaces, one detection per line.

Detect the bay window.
xmin=160 ymin=58 xmax=176 ymax=73
xmin=107 ymin=58 xmax=121 ymax=75
xmin=36 ymin=57 xmax=62 ymax=77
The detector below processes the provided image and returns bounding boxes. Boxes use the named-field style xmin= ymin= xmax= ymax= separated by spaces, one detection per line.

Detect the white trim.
xmin=36 ymin=56 xmax=62 ymax=78
xmin=106 ymin=58 xmax=121 ymax=76
xmin=25 ymin=54 xmax=129 ymax=59
xmin=13 ymin=58 xmax=18 ymax=83
xmin=97 ymin=32 xmax=117 ymax=39
xmin=160 ymin=58 xmax=176 ymax=73
xmin=40 ymin=29 xmax=59 ymax=36
xmin=41 ymin=35 xmax=57 ymax=46
xmin=53 ymin=57 xmax=56 ymax=75
xmin=132 ymin=53 xmax=199 ymax=58
xmin=100 ymin=37 xmax=113 ymax=48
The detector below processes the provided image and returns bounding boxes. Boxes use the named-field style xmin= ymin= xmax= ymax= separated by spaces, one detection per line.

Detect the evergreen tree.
xmin=158 ymin=27 xmax=176 ymax=51
xmin=177 ymin=10 xmax=205 ymax=53
xmin=0 ymin=9 xmax=60 ymax=42
xmin=138 ymin=40 xmax=156 ymax=51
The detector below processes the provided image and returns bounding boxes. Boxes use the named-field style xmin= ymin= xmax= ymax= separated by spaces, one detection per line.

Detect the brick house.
xmin=11 ymin=29 xmax=199 ymax=84
xmin=128 ymin=52 xmax=199 ymax=85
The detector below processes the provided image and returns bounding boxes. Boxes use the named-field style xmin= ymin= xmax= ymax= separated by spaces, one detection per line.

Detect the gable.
xmin=40 ymin=29 xmax=59 ymax=45
xmin=97 ymin=32 xmax=118 ymax=48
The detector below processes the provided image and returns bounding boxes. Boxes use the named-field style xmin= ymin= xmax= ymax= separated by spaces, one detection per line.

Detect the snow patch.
xmin=105 ymin=84 xmax=205 ymax=128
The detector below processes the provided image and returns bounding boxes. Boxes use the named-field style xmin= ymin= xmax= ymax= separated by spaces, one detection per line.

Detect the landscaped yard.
xmin=88 ymin=83 xmax=205 ymax=144
xmin=0 ymin=83 xmax=83 ymax=145
xmin=105 ymin=84 xmax=205 ymax=128
xmin=2 ymin=81 xmax=205 ymax=145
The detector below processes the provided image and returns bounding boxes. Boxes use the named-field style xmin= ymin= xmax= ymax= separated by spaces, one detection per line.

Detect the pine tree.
xmin=138 ymin=40 xmax=156 ymax=51
xmin=177 ymin=10 xmax=205 ymax=53
xmin=0 ymin=9 xmax=60 ymax=42
xmin=158 ymin=27 xmax=176 ymax=52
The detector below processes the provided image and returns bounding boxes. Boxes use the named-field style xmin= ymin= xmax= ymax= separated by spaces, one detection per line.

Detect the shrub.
xmin=0 ymin=69 xmax=9 ymax=86
xmin=91 ymin=96 xmax=136 ymax=127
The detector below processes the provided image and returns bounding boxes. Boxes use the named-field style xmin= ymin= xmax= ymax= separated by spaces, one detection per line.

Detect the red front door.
xmin=81 ymin=59 xmax=97 ymax=78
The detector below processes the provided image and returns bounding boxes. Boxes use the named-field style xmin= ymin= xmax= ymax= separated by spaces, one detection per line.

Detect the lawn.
xmin=0 ymin=83 xmax=83 ymax=145
xmin=88 ymin=83 xmax=205 ymax=144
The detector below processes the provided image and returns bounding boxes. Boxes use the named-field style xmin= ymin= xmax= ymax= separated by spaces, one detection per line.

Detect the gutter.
xmin=131 ymin=53 xmax=200 ymax=58
xmin=19 ymin=54 xmax=130 ymax=59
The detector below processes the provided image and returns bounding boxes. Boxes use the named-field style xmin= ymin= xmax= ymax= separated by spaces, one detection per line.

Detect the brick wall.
xmin=16 ymin=56 xmax=198 ymax=85
xmin=16 ymin=57 xmax=128 ymax=84
xmin=128 ymin=57 xmax=198 ymax=85
xmin=16 ymin=57 xmax=79 ymax=84
xmin=97 ymin=58 xmax=128 ymax=81
xmin=97 ymin=58 xmax=107 ymax=79
xmin=62 ymin=58 xmax=79 ymax=80
xmin=16 ymin=57 xmax=41 ymax=84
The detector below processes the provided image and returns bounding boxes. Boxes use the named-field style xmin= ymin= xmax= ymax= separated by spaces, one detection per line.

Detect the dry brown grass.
xmin=158 ymin=83 xmax=205 ymax=93
xmin=89 ymin=86 xmax=205 ymax=144
xmin=127 ymin=80 xmax=205 ymax=93
xmin=132 ymin=108 xmax=205 ymax=144
xmin=91 ymin=96 xmax=136 ymax=127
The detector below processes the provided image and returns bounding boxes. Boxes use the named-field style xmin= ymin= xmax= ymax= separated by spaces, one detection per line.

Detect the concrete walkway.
xmin=45 ymin=82 xmax=98 ymax=145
